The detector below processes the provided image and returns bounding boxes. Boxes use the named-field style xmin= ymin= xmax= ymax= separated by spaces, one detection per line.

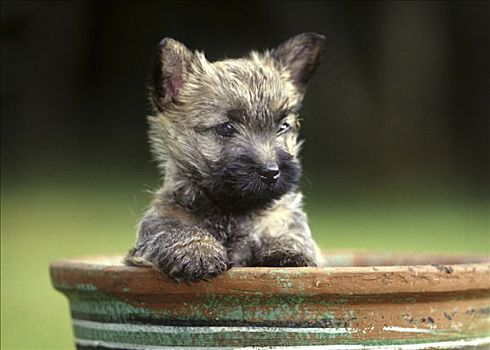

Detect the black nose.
xmin=258 ymin=161 xmax=280 ymax=184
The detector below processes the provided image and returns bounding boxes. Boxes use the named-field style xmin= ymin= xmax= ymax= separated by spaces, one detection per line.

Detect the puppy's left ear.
xmin=272 ymin=32 xmax=325 ymax=93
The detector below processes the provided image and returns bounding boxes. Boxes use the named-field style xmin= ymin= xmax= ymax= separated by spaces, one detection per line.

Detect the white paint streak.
xmin=382 ymin=326 xmax=436 ymax=334
xmin=73 ymin=318 xmax=354 ymax=334
xmin=75 ymin=336 xmax=490 ymax=350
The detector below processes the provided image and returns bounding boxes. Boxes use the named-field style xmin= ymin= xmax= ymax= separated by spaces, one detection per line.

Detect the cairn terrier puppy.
xmin=125 ymin=33 xmax=325 ymax=282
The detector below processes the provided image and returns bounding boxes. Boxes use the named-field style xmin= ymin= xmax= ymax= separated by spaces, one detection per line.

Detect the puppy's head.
xmin=149 ymin=33 xmax=324 ymax=212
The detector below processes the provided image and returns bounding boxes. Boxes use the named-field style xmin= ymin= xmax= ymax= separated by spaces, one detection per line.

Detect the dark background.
xmin=1 ymin=2 xmax=489 ymax=348
xmin=2 ymin=1 xmax=489 ymax=192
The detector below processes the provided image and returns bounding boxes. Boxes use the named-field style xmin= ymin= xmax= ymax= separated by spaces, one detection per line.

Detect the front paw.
xmin=256 ymin=248 xmax=317 ymax=267
xmin=157 ymin=237 xmax=230 ymax=282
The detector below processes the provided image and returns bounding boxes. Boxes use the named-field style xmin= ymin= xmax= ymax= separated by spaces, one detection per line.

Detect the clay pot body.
xmin=50 ymin=252 xmax=490 ymax=349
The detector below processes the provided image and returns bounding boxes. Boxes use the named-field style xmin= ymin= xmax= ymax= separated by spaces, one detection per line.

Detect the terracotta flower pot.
xmin=50 ymin=252 xmax=490 ymax=349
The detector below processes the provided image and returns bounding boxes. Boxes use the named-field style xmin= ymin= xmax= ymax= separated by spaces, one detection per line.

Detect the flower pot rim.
xmin=50 ymin=251 xmax=490 ymax=297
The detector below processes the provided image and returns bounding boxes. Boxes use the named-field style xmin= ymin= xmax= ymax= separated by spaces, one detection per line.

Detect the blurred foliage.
xmin=1 ymin=172 xmax=488 ymax=349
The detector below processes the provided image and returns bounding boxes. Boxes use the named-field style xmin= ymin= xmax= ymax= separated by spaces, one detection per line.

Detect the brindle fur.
xmin=126 ymin=33 xmax=325 ymax=282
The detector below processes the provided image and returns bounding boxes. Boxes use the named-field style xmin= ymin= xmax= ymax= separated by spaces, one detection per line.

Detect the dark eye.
xmin=278 ymin=121 xmax=291 ymax=135
xmin=215 ymin=122 xmax=237 ymax=138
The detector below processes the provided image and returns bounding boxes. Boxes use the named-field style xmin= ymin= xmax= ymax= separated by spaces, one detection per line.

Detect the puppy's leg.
xmin=254 ymin=230 xmax=320 ymax=267
xmin=125 ymin=213 xmax=230 ymax=282
xmin=252 ymin=196 xmax=323 ymax=267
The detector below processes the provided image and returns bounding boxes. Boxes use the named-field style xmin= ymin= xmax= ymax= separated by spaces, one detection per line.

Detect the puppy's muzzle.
xmin=258 ymin=161 xmax=280 ymax=185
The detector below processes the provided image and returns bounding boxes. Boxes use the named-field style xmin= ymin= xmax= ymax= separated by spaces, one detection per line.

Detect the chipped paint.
xmin=75 ymin=283 xmax=98 ymax=291
xmin=50 ymin=253 xmax=490 ymax=348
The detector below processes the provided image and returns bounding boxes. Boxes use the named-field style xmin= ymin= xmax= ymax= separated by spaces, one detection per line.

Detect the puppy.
xmin=126 ymin=33 xmax=325 ymax=282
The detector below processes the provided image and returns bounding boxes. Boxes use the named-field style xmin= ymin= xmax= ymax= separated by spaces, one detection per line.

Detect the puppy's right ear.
xmin=151 ymin=38 xmax=193 ymax=112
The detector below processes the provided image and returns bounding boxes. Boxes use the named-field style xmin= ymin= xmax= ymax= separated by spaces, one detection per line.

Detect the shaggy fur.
xmin=125 ymin=33 xmax=325 ymax=282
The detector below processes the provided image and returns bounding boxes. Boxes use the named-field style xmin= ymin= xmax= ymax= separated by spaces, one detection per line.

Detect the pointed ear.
xmin=151 ymin=38 xmax=193 ymax=112
xmin=272 ymin=33 xmax=325 ymax=93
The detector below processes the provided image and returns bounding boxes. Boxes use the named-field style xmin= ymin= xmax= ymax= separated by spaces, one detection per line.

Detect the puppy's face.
xmin=149 ymin=34 xmax=324 ymax=212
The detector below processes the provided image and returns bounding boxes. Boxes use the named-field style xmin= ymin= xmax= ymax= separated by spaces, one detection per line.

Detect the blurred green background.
xmin=1 ymin=1 xmax=489 ymax=349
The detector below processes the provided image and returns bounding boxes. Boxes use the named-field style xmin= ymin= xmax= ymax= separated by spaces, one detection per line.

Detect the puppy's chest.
xmin=200 ymin=214 xmax=251 ymax=247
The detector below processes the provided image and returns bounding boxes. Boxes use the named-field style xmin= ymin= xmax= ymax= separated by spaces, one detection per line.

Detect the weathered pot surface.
xmin=50 ymin=252 xmax=490 ymax=349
